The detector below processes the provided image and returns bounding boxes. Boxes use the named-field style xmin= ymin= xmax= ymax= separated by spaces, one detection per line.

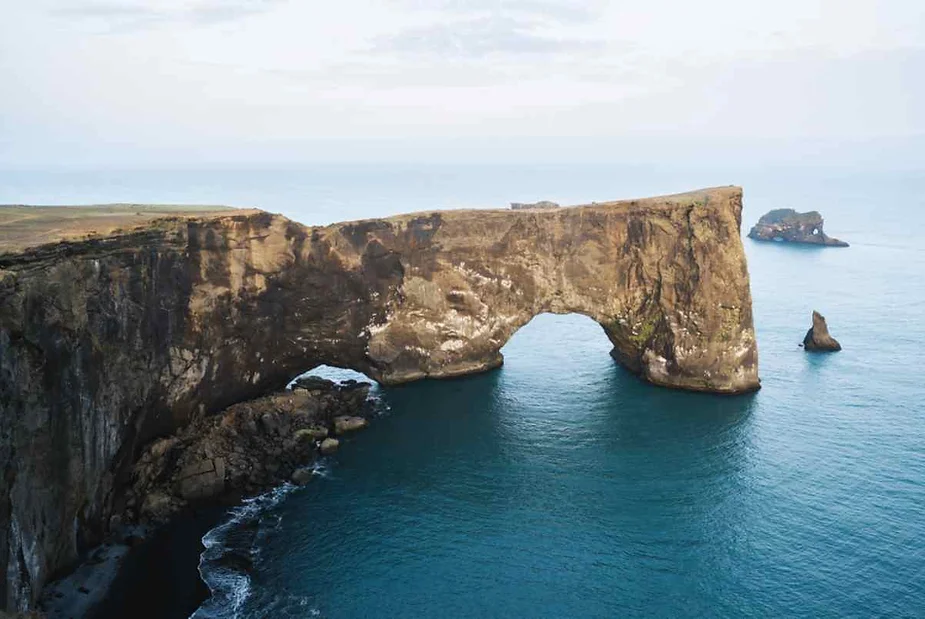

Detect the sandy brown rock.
xmin=342 ymin=186 xmax=760 ymax=393
xmin=0 ymin=186 xmax=758 ymax=611
xmin=177 ymin=458 xmax=226 ymax=501
xmin=334 ymin=416 xmax=369 ymax=434
xmin=295 ymin=426 xmax=329 ymax=441
xmin=319 ymin=438 xmax=340 ymax=454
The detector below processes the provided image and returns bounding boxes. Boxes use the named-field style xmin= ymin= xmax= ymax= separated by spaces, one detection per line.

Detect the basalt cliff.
xmin=0 ymin=186 xmax=759 ymax=612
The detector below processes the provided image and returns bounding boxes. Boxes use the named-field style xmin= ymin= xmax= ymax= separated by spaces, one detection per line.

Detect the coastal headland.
xmin=0 ymin=186 xmax=759 ymax=613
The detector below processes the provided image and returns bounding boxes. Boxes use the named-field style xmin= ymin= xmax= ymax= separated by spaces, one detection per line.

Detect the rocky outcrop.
xmin=748 ymin=209 xmax=848 ymax=246
xmin=34 ymin=379 xmax=371 ymax=619
xmin=0 ymin=186 xmax=758 ymax=612
xmin=802 ymin=311 xmax=842 ymax=351
xmin=319 ymin=438 xmax=340 ymax=455
xmin=128 ymin=380 xmax=371 ymax=524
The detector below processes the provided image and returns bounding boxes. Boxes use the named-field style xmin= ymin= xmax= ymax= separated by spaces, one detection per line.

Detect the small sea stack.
xmin=748 ymin=209 xmax=848 ymax=246
xmin=802 ymin=311 xmax=842 ymax=352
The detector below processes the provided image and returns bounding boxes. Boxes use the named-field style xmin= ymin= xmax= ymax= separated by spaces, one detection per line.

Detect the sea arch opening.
xmin=498 ymin=312 xmax=625 ymax=378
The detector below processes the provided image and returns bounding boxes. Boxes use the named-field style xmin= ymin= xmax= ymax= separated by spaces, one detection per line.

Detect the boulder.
xmin=803 ymin=311 xmax=842 ymax=352
xmin=334 ymin=416 xmax=368 ymax=434
xmin=259 ymin=412 xmax=280 ymax=435
xmin=290 ymin=467 xmax=315 ymax=486
xmin=292 ymin=376 xmax=336 ymax=392
xmin=338 ymin=385 xmax=371 ymax=410
xmin=294 ymin=426 xmax=328 ymax=441
xmin=148 ymin=437 xmax=178 ymax=458
xmin=177 ymin=458 xmax=226 ymax=501
xmin=319 ymin=438 xmax=340 ymax=454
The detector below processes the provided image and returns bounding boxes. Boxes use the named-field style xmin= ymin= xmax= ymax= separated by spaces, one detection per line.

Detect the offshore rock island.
xmin=748 ymin=208 xmax=849 ymax=246
xmin=802 ymin=310 xmax=842 ymax=352
xmin=0 ymin=186 xmax=759 ymax=613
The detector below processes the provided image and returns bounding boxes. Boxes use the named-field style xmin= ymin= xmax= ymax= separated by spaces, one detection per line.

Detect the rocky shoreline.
xmin=36 ymin=377 xmax=376 ymax=619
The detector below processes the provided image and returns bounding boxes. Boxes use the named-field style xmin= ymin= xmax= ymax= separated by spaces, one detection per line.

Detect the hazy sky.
xmin=2 ymin=1 xmax=923 ymax=166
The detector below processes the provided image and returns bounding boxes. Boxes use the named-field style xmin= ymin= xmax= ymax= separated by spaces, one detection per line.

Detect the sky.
xmin=1 ymin=0 xmax=923 ymax=167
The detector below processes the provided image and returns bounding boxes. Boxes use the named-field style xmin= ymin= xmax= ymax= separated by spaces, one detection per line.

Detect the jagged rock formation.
xmin=748 ymin=209 xmax=849 ymax=246
xmin=803 ymin=310 xmax=842 ymax=351
xmin=0 ymin=186 xmax=759 ymax=612
xmin=128 ymin=379 xmax=371 ymax=524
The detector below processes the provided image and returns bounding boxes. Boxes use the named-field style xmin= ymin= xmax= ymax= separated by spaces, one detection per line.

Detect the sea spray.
xmin=191 ymin=484 xmax=299 ymax=619
xmin=189 ymin=368 xmax=381 ymax=619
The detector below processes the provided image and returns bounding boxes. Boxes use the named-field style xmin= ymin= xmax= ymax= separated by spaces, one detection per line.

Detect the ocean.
xmin=3 ymin=164 xmax=923 ymax=618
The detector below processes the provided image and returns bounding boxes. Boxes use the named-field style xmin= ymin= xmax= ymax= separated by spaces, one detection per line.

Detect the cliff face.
xmin=0 ymin=186 xmax=759 ymax=611
xmin=748 ymin=208 xmax=849 ymax=246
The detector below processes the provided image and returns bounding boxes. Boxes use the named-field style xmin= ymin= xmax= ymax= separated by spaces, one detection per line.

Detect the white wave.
xmin=311 ymin=460 xmax=332 ymax=479
xmin=190 ymin=485 xmax=298 ymax=619
xmin=191 ymin=368 xmax=385 ymax=618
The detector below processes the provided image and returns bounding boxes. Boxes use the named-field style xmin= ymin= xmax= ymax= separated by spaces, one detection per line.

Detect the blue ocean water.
xmin=3 ymin=165 xmax=924 ymax=618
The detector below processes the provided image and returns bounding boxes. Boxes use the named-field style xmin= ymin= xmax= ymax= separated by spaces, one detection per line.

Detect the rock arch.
xmin=330 ymin=187 xmax=760 ymax=394
xmin=143 ymin=185 xmax=759 ymax=404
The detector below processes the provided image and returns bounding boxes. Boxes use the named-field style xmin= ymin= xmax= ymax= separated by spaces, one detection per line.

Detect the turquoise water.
xmin=3 ymin=166 xmax=924 ymax=617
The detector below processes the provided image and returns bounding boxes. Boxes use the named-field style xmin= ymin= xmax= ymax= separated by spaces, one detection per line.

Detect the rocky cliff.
xmin=0 ymin=186 xmax=759 ymax=612
xmin=748 ymin=208 xmax=849 ymax=246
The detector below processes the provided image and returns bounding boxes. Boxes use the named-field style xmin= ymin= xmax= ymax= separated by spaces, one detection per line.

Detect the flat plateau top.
xmin=0 ymin=187 xmax=739 ymax=254
xmin=0 ymin=204 xmax=248 ymax=253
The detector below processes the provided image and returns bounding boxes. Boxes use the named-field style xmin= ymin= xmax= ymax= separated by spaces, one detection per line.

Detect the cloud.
xmin=6 ymin=0 xmax=922 ymax=167
xmin=376 ymin=14 xmax=604 ymax=58
xmin=187 ymin=2 xmax=280 ymax=25
xmin=50 ymin=2 xmax=167 ymax=30
xmin=395 ymin=0 xmax=604 ymax=24
xmin=49 ymin=0 xmax=286 ymax=30
xmin=376 ymin=0 xmax=608 ymax=59
xmin=52 ymin=2 xmax=160 ymax=18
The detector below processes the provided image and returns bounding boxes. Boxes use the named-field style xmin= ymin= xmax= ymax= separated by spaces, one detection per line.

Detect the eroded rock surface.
xmin=31 ymin=380 xmax=371 ymax=619
xmin=128 ymin=382 xmax=372 ymax=524
xmin=0 ymin=186 xmax=758 ymax=611
xmin=748 ymin=208 xmax=848 ymax=246
xmin=803 ymin=311 xmax=842 ymax=352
